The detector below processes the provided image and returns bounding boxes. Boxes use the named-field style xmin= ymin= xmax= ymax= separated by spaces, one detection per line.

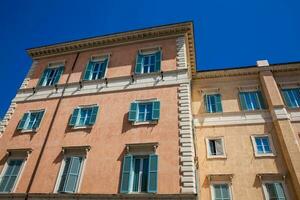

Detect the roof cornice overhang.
xmin=26 ymin=22 xmax=196 ymax=73
xmin=193 ymin=63 xmax=300 ymax=80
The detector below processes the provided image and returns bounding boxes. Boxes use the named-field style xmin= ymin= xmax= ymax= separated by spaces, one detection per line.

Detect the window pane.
xmin=0 ymin=159 xmax=23 ymax=192
xmin=209 ymin=140 xmax=217 ymax=155
xmin=141 ymin=158 xmax=149 ymax=192
xmin=132 ymin=158 xmax=140 ymax=192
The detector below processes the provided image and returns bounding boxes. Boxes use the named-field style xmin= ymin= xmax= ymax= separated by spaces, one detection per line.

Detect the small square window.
xmin=239 ymin=91 xmax=266 ymax=111
xmin=206 ymin=138 xmax=226 ymax=158
xmin=38 ymin=67 xmax=64 ymax=86
xmin=17 ymin=110 xmax=45 ymax=131
xmin=251 ymin=135 xmax=275 ymax=157
xmin=128 ymin=100 xmax=160 ymax=124
xmin=211 ymin=183 xmax=232 ymax=200
xmin=205 ymin=94 xmax=223 ymax=113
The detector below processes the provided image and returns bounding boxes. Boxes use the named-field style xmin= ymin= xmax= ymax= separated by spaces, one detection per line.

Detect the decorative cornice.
xmin=27 ymin=22 xmax=196 ymax=74
xmin=194 ymin=62 xmax=300 ymax=79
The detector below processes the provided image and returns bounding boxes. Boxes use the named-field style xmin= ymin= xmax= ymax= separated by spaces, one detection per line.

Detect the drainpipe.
xmin=25 ymin=52 xmax=80 ymax=200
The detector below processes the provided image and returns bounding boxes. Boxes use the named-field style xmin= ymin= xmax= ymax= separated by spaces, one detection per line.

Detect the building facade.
xmin=0 ymin=22 xmax=198 ymax=199
xmin=192 ymin=60 xmax=300 ymax=200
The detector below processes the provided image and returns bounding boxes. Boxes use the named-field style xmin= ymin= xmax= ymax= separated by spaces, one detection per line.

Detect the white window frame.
xmin=54 ymin=152 xmax=87 ymax=193
xmin=0 ymin=156 xmax=27 ymax=193
xmin=72 ymin=104 xmax=98 ymax=129
xmin=21 ymin=109 xmax=46 ymax=133
xmin=251 ymin=134 xmax=276 ymax=157
xmin=262 ymin=180 xmax=289 ymax=200
xmin=132 ymin=98 xmax=158 ymax=125
xmin=210 ymin=181 xmax=233 ymax=200
xmin=206 ymin=137 xmax=226 ymax=159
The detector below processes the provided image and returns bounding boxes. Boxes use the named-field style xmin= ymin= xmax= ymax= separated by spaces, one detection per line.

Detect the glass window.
xmin=213 ymin=184 xmax=231 ymax=200
xmin=132 ymin=157 xmax=149 ymax=193
xmin=265 ymin=182 xmax=287 ymax=200
xmin=255 ymin=136 xmax=272 ymax=154
xmin=58 ymin=156 xmax=83 ymax=193
xmin=77 ymin=107 xmax=93 ymax=126
xmin=239 ymin=91 xmax=265 ymax=111
xmin=0 ymin=159 xmax=24 ymax=193
xmin=282 ymin=88 xmax=300 ymax=108
xmin=17 ymin=110 xmax=45 ymax=131
xmin=39 ymin=67 xmax=63 ymax=86
xmin=208 ymin=139 xmax=224 ymax=156
xmin=142 ymin=54 xmax=156 ymax=74
xmin=205 ymin=94 xmax=222 ymax=113
xmin=138 ymin=103 xmax=153 ymax=122
xmin=120 ymin=154 xmax=158 ymax=193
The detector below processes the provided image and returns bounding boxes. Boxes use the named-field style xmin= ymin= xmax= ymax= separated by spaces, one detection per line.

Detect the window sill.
xmin=207 ymin=155 xmax=227 ymax=160
xmin=254 ymin=153 xmax=276 ymax=158
xmin=71 ymin=126 xmax=93 ymax=130
xmin=132 ymin=121 xmax=158 ymax=126
xmin=20 ymin=129 xmax=37 ymax=133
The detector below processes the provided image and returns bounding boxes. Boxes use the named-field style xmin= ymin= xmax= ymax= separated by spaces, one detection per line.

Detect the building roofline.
xmin=194 ymin=61 xmax=300 ymax=79
xmin=26 ymin=21 xmax=196 ymax=74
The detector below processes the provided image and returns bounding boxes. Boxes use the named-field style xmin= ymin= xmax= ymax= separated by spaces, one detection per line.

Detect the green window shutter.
xmin=69 ymin=108 xmax=80 ymax=126
xmin=58 ymin=157 xmax=71 ymax=192
xmin=83 ymin=61 xmax=94 ymax=80
xmin=282 ymin=89 xmax=293 ymax=108
xmin=32 ymin=110 xmax=45 ymax=130
xmin=239 ymin=92 xmax=247 ymax=110
xmin=152 ymin=101 xmax=160 ymax=120
xmin=101 ymin=58 xmax=108 ymax=78
xmin=135 ymin=53 xmax=143 ymax=74
xmin=89 ymin=106 xmax=99 ymax=125
xmin=38 ymin=68 xmax=50 ymax=86
xmin=215 ymin=94 xmax=223 ymax=112
xmin=128 ymin=102 xmax=138 ymax=122
xmin=154 ymin=51 xmax=161 ymax=72
xmin=64 ymin=156 xmax=82 ymax=193
xmin=53 ymin=67 xmax=64 ymax=85
xmin=147 ymin=154 xmax=158 ymax=193
xmin=17 ymin=113 xmax=29 ymax=130
xmin=257 ymin=91 xmax=266 ymax=109
xmin=120 ymin=155 xmax=133 ymax=193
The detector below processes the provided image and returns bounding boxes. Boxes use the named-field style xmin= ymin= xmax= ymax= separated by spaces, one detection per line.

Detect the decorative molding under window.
xmin=199 ymin=88 xmax=220 ymax=95
xmin=178 ymin=83 xmax=196 ymax=194
xmin=193 ymin=110 xmax=272 ymax=127
xmin=238 ymin=85 xmax=259 ymax=92
xmin=0 ymin=102 xmax=17 ymax=134
xmin=176 ymin=37 xmax=187 ymax=70
xmin=15 ymin=69 xmax=189 ymax=103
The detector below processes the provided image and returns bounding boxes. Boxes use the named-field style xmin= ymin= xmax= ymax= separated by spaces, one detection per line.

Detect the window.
xmin=239 ymin=91 xmax=266 ymax=111
xmin=128 ymin=101 xmax=160 ymax=123
xmin=17 ymin=110 xmax=45 ymax=131
xmin=282 ymin=88 xmax=300 ymax=108
xmin=83 ymin=59 xmax=108 ymax=81
xmin=38 ymin=67 xmax=64 ymax=86
xmin=212 ymin=184 xmax=232 ymax=200
xmin=263 ymin=182 xmax=287 ymax=200
xmin=205 ymin=94 xmax=222 ymax=113
xmin=0 ymin=159 xmax=24 ymax=193
xmin=57 ymin=156 xmax=84 ymax=193
xmin=120 ymin=154 xmax=158 ymax=193
xmin=69 ymin=106 xmax=99 ymax=127
xmin=135 ymin=51 xmax=161 ymax=74
xmin=251 ymin=135 xmax=274 ymax=157
xmin=206 ymin=138 xmax=225 ymax=158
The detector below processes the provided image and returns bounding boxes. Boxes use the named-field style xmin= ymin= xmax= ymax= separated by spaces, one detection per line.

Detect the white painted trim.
xmin=53 ymin=153 xmax=87 ymax=193
xmin=288 ymin=109 xmax=300 ymax=122
xmin=205 ymin=137 xmax=226 ymax=159
xmin=90 ymin=53 xmax=110 ymax=62
xmin=199 ymin=88 xmax=220 ymax=95
xmin=271 ymin=106 xmax=289 ymax=120
xmin=0 ymin=156 xmax=28 ymax=193
xmin=48 ymin=60 xmax=65 ymax=68
xmin=250 ymin=134 xmax=276 ymax=158
xmin=15 ymin=69 xmax=189 ymax=103
xmin=210 ymin=181 xmax=233 ymax=200
xmin=261 ymin=180 xmax=289 ymax=200
xmin=193 ymin=110 xmax=272 ymax=127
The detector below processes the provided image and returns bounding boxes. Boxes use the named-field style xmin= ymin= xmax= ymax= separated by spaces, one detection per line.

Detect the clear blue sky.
xmin=1 ymin=0 xmax=300 ymax=118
